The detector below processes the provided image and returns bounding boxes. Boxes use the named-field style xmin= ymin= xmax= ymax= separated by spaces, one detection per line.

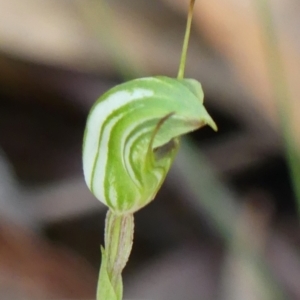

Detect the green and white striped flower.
xmin=83 ymin=76 xmax=216 ymax=214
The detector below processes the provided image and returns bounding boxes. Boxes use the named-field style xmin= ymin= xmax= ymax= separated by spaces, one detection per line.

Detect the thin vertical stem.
xmin=97 ymin=210 xmax=134 ymax=300
xmin=177 ymin=0 xmax=196 ymax=79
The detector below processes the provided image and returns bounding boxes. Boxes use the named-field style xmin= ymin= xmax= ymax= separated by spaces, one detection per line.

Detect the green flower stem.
xmin=97 ymin=211 xmax=134 ymax=300
xmin=177 ymin=0 xmax=196 ymax=79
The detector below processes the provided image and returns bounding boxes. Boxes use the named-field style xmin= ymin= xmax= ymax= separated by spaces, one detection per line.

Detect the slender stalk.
xmin=254 ymin=0 xmax=300 ymax=216
xmin=97 ymin=211 xmax=134 ymax=300
xmin=177 ymin=0 xmax=196 ymax=79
